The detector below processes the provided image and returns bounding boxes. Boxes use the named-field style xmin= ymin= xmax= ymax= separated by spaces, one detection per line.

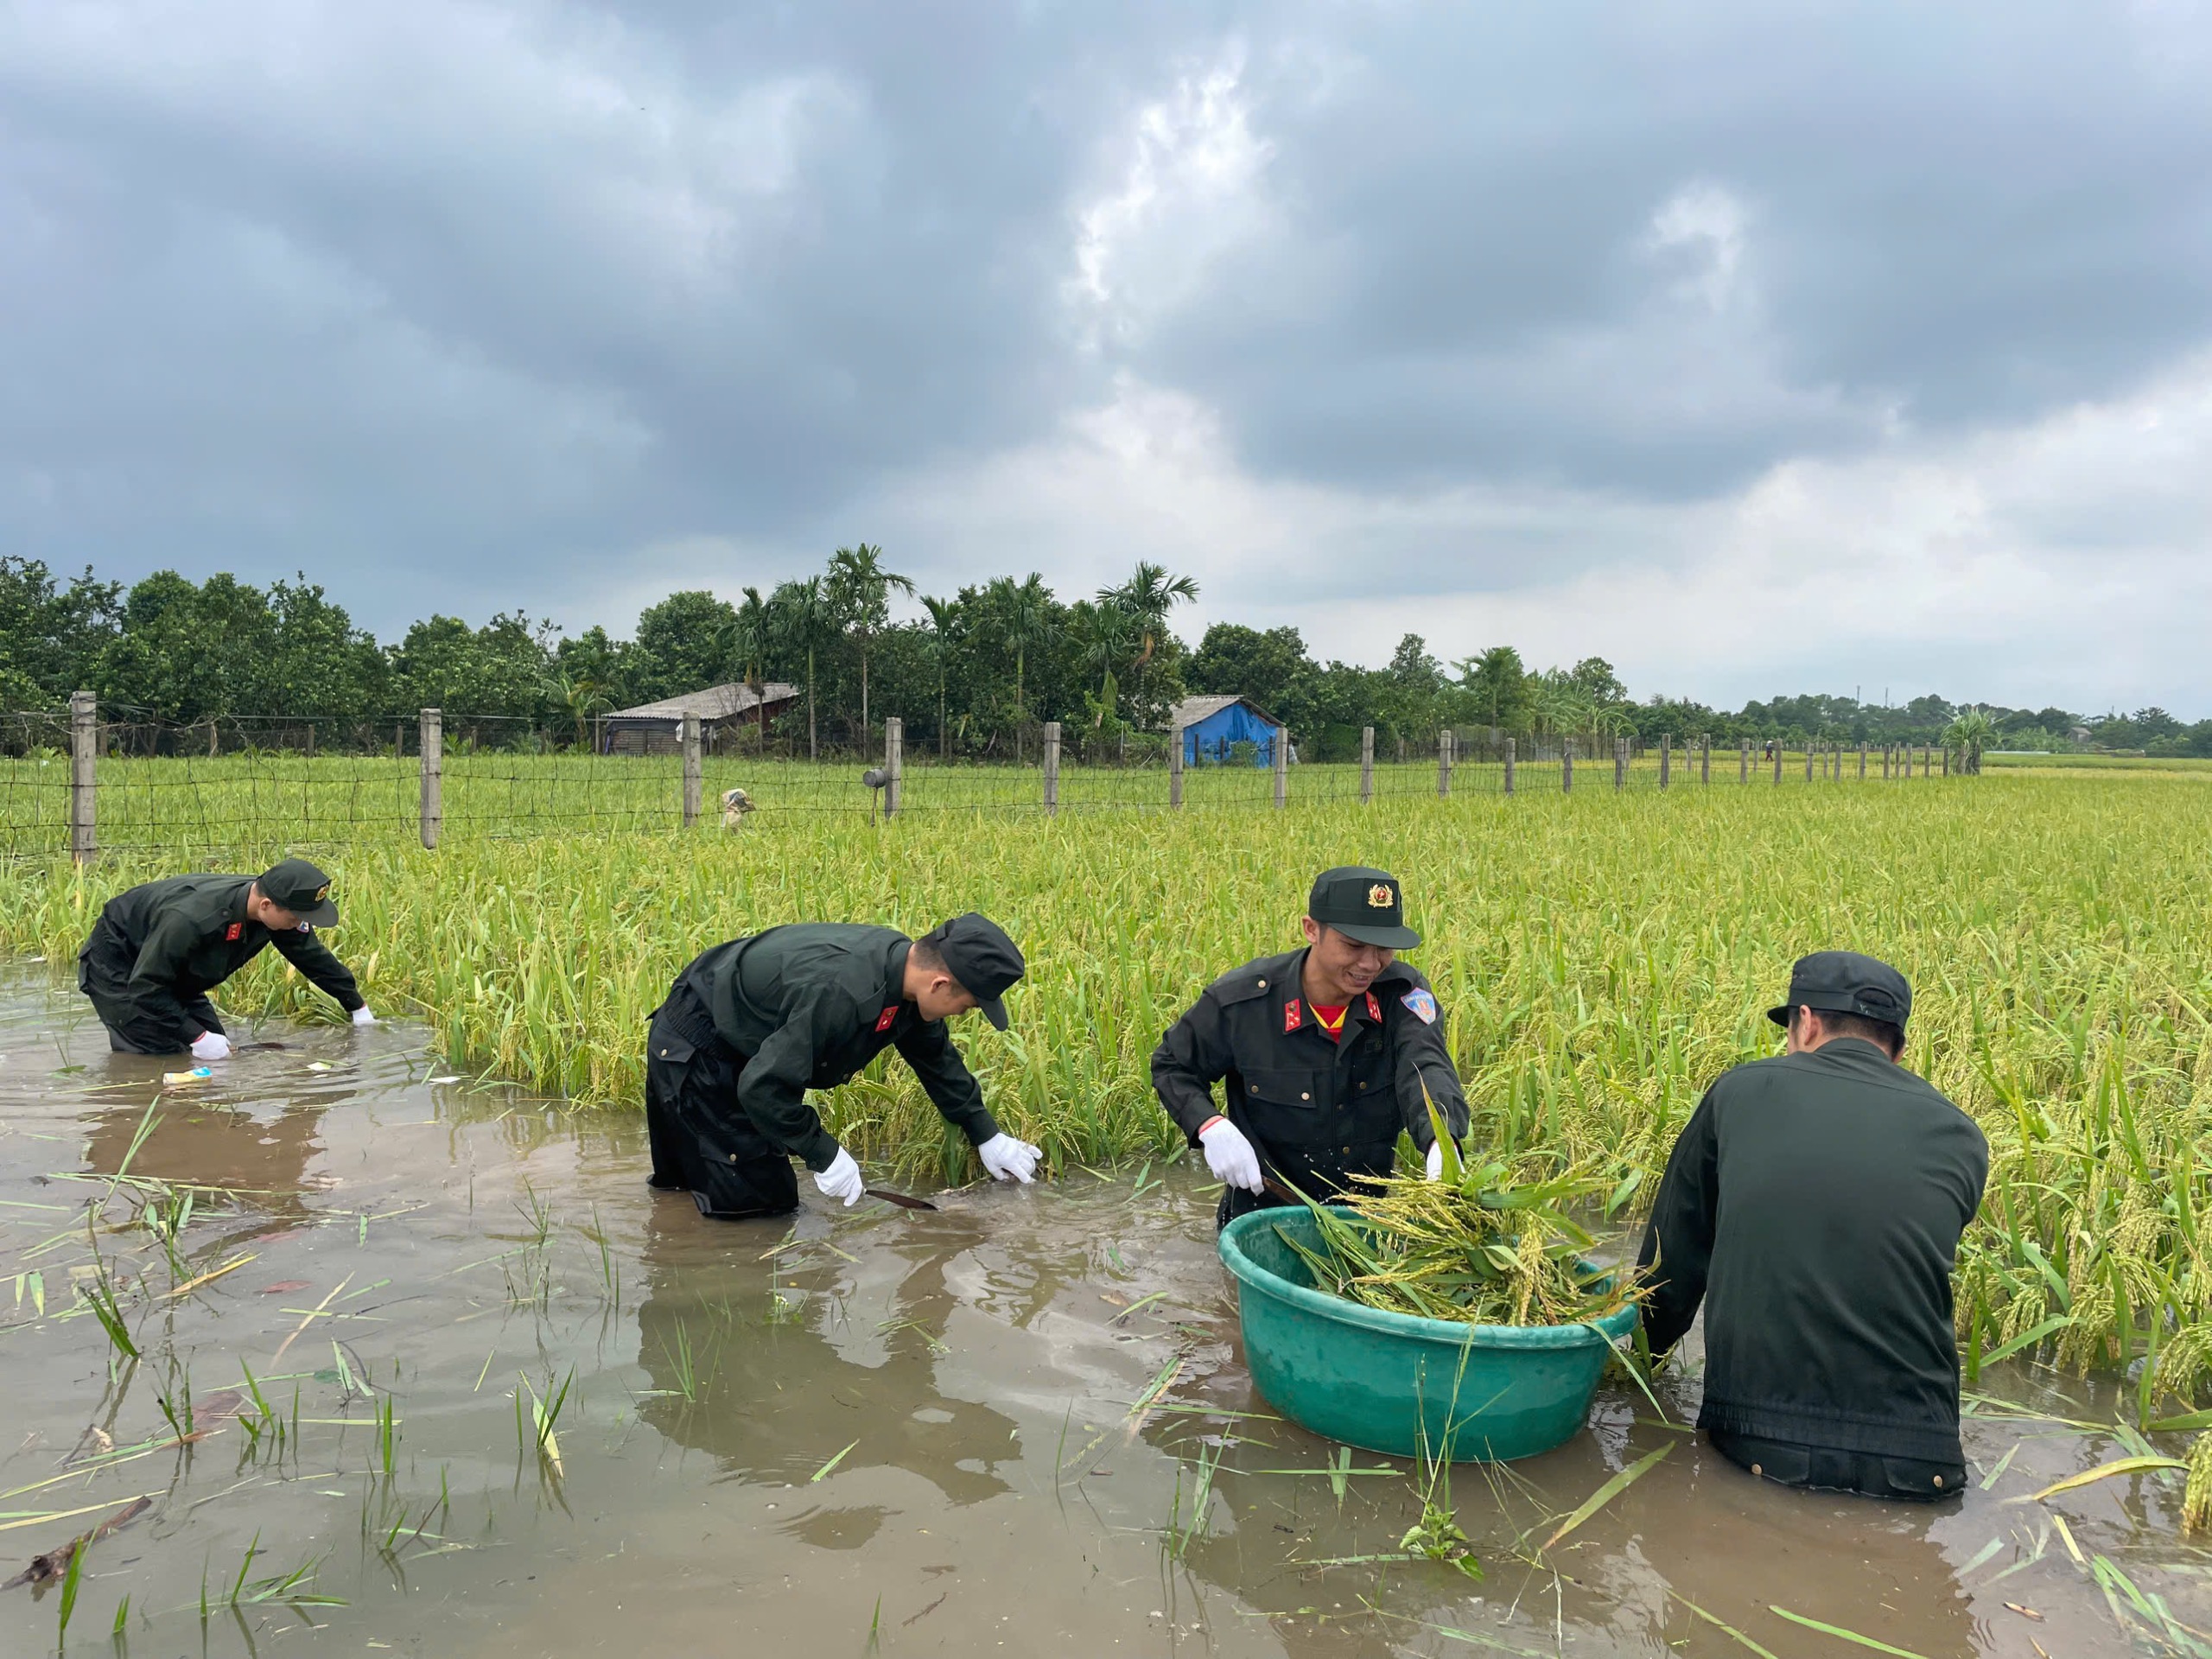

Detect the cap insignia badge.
xmin=1367 ymin=883 xmax=1394 ymax=908
xmin=315 ymin=884 xmax=330 ymax=901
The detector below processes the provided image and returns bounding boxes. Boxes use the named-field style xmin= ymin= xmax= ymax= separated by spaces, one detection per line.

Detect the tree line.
xmin=3 ymin=553 xmax=2203 ymax=760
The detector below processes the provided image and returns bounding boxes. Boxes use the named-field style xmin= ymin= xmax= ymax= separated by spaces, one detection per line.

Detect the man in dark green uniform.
xmin=1637 ymin=951 xmax=1988 ymax=1499
xmin=645 ymin=913 xmax=1039 ymax=1219
xmin=78 ymin=858 xmax=372 ymax=1057
xmin=1152 ymin=866 xmax=1471 ymax=1230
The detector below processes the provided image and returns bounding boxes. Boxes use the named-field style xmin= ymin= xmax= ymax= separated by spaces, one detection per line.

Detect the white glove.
xmin=1426 ymin=1139 xmax=1446 ymax=1181
xmin=976 ymin=1132 xmax=1041 ymax=1184
xmin=1198 ymin=1118 xmax=1263 ymax=1193
xmin=351 ymin=1006 xmax=376 ymax=1027
xmin=189 ymin=1031 xmax=232 ymax=1061
xmin=813 ymin=1147 xmax=865 ymax=1207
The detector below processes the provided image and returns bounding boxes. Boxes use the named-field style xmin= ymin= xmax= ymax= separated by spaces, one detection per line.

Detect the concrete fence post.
xmin=1168 ymin=722 xmax=1184 ymax=808
xmin=884 ymin=717 xmax=903 ymax=817
xmin=69 ymin=690 xmax=97 ymax=864
xmin=1360 ymin=726 xmax=1374 ymax=804
xmin=1043 ymin=721 xmax=1061 ymax=817
xmin=1503 ymin=736 xmax=1516 ymax=796
xmin=681 ymin=712 xmax=703 ymax=827
xmin=1738 ymin=738 xmax=1750 ymax=785
xmin=1772 ymin=742 xmax=1783 ymax=785
xmin=418 ymin=708 xmax=442 ymax=849
xmin=1273 ymin=728 xmax=1288 ymax=810
xmin=1660 ymin=734 xmax=1672 ymax=789
xmin=1437 ymin=728 xmax=1453 ymax=798
xmin=1562 ymin=740 xmax=1573 ymax=792
xmin=1805 ymin=746 xmax=1814 ymax=783
xmin=1859 ymin=740 xmax=1868 ymax=780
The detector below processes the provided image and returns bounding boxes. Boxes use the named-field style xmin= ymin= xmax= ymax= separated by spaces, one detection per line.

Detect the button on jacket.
xmin=665 ymin=923 xmax=1000 ymax=1172
xmin=1637 ymin=1038 xmax=1989 ymax=1465
xmin=1151 ymin=949 xmax=1471 ymax=1204
xmin=79 ymin=874 xmax=363 ymax=1048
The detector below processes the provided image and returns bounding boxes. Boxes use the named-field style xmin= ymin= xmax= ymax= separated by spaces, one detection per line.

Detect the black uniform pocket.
xmin=1240 ymin=1068 xmax=1331 ymax=1145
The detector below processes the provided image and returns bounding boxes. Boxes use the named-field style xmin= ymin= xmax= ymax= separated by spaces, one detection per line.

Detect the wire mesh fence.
xmin=0 ymin=700 xmax=1962 ymax=862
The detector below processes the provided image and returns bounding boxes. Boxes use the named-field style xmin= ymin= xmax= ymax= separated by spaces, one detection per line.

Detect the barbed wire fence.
xmin=1 ymin=696 xmax=1961 ymax=864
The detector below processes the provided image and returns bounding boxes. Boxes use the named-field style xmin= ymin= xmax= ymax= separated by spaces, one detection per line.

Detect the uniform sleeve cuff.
xmin=798 ymin=1128 xmax=842 ymax=1173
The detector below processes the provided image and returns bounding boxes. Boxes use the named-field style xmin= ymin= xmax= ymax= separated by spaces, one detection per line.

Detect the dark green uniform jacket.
xmin=79 ymin=874 xmax=363 ymax=1050
xmin=667 ymin=923 xmax=1000 ymax=1172
xmin=1637 ymin=1039 xmax=1989 ymax=1464
xmin=1151 ymin=949 xmax=1471 ymax=1217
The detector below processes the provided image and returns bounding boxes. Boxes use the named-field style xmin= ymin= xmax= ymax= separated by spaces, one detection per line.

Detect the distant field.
xmin=1984 ymin=752 xmax=2212 ymax=773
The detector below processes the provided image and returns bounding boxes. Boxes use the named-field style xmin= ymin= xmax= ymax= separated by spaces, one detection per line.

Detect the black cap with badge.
xmin=1766 ymin=950 xmax=1912 ymax=1029
xmin=259 ymin=857 xmax=340 ymax=927
xmin=1307 ymin=866 xmax=1421 ymax=950
xmin=927 ymin=912 xmax=1026 ymax=1030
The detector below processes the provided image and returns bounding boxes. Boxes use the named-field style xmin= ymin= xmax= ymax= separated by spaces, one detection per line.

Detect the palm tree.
xmin=770 ymin=576 xmax=834 ymax=760
xmin=919 ymin=594 xmax=962 ymax=760
xmin=826 ymin=543 xmax=914 ymax=747
xmin=1942 ymin=709 xmax=1997 ymax=775
xmin=1099 ymin=562 xmax=1198 ymax=726
xmin=1071 ymin=600 xmax=1135 ymax=705
xmin=721 ymin=586 xmax=774 ymax=744
xmin=551 ymin=671 xmax=608 ymax=752
xmin=992 ymin=574 xmax=1052 ymax=763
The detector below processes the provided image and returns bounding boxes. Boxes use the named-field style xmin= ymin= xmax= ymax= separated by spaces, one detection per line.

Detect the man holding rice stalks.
xmin=1151 ymin=866 xmax=1470 ymax=1230
xmin=1637 ymin=951 xmax=1988 ymax=1500
xmin=643 ymin=913 xmax=1040 ymax=1218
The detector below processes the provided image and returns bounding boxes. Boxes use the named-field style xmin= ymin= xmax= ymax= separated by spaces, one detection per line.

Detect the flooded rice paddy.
xmin=0 ymin=973 xmax=2205 ymax=1657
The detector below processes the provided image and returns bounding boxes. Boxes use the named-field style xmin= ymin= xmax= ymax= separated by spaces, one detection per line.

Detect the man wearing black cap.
xmin=644 ymin=913 xmax=1039 ymax=1219
xmin=77 ymin=858 xmax=373 ymax=1058
xmin=1637 ymin=951 xmax=1988 ymax=1500
xmin=1151 ymin=866 xmax=1471 ymax=1230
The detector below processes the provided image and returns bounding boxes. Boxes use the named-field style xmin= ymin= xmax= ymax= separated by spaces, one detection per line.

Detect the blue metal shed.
xmin=1173 ymin=695 xmax=1285 ymax=766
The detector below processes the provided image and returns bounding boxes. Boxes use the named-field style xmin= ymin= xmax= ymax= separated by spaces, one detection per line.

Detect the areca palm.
xmin=919 ymin=594 xmax=961 ymax=759
xmin=721 ymin=586 xmax=774 ymax=743
xmin=992 ymin=574 xmax=1052 ymax=763
xmin=1099 ymin=561 xmax=1198 ymax=724
xmin=826 ymin=543 xmax=913 ymax=746
xmin=770 ymin=576 xmax=834 ymax=760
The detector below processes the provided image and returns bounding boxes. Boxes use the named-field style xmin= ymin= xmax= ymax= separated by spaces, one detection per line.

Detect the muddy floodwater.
xmin=1 ymin=975 xmax=2206 ymax=1658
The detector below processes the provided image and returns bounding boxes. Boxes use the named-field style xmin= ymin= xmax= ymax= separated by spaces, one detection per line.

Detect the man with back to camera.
xmin=78 ymin=858 xmax=374 ymax=1057
xmin=1150 ymin=866 xmax=1471 ymax=1230
xmin=644 ymin=913 xmax=1042 ymax=1219
xmin=1637 ymin=951 xmax=1988 ymax=1499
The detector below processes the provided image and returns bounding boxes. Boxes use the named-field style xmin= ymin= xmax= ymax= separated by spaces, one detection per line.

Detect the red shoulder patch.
xmin=874 ymin=1006 xmax=899 ymax=1033
xmin=1364 ymin=992 xmax=1382 ymax=1022
xmin=1283 ymin=997 xmax=1302 ymax=1033
xmin=225 ymin=923 xmax=243 ymax=942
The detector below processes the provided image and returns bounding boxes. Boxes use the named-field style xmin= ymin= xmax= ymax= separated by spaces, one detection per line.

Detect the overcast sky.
xmin=3 ymin=1 xmax=2209 ymax=712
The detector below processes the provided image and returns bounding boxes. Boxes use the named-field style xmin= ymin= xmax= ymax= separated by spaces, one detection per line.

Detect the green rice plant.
xmin=1163 ymin=1436 xmax=1223 ymax=1560
xmin=1284 ymin=1138 xmax=1636 ymax=1328
xmin=516 ymin=1368 xmax=574 ymax=1477
xmin=76 ymin=1275 xmax=138 ymax=1363
xmin=9 ymin=768 xmax=2212 ymax=1448
xmin=56 ymin=1533 xmax=83 ymax=1647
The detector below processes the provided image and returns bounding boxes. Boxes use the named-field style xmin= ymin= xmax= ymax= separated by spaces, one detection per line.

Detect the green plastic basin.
xmin=1218 ymin=1205 xmax=1637 ymax=1462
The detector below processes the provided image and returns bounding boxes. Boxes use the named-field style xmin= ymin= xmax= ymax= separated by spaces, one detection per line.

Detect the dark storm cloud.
xmin=0 ymin=0 xmax=2207 ymax=636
